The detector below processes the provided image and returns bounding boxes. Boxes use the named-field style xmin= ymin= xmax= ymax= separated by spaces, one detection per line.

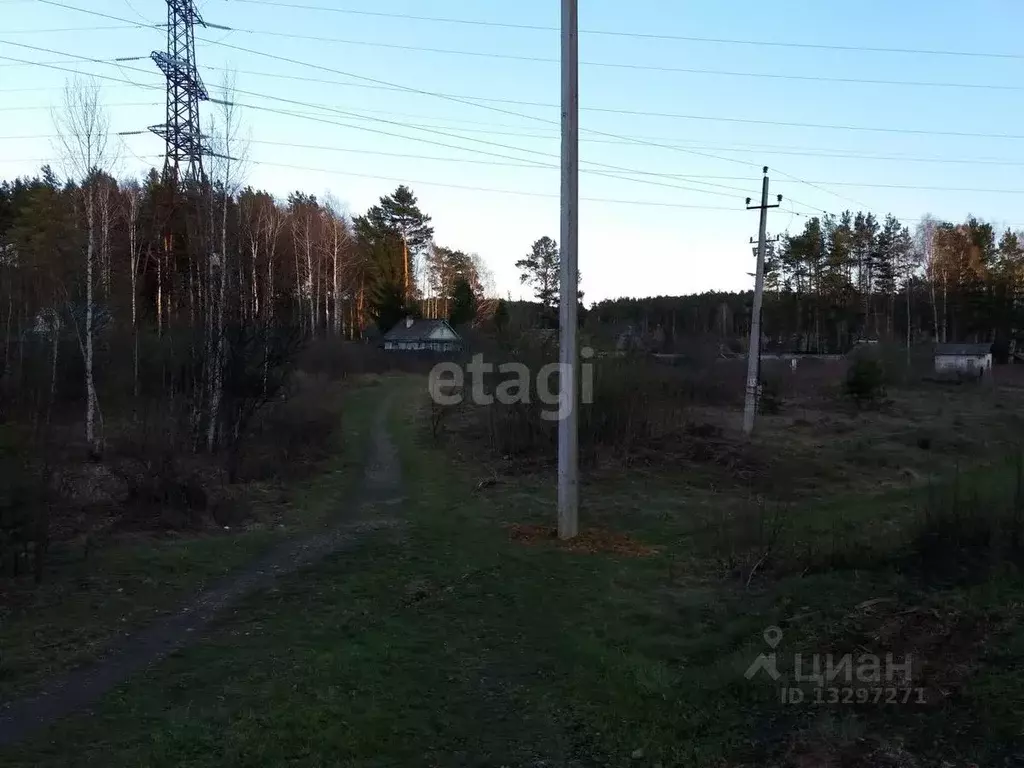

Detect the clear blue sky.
xmin=2 ymin=0 xmax=1024 ymax=302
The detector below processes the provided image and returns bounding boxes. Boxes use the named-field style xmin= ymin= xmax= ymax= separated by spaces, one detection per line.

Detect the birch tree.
xmin=206 ymin=73 xmax=250 ymax=450
xmin=120 ymin=179 xmax=144 ymax=395
xmin=916 ymin=215 xmax=941 ymax=342
xmin=53 ymin=77 xmax=114 ymax=456
xmin=322 ymin=194 xmax=351 ymax=337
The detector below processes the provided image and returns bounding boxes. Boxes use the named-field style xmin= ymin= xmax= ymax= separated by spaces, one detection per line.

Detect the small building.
xmin=934 ymin=343 xmax=993 ymax=378
xmin=382 ymin=317 xmax=462 ymax=353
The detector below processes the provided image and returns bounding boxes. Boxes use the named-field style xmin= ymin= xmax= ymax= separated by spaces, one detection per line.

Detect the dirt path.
xmin=0 ymin=394 xmax=404 ymax=747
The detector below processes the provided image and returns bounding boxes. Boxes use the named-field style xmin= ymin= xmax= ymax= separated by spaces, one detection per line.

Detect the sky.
xmin=2 ymin=0 xmax=1024 ymax=303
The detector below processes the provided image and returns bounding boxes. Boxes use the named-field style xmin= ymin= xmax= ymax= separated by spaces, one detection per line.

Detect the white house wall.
xmin=934 ymin=354 xmax=992 ymax=374
xmin=428 ymin=325 xmax=459 ymax=341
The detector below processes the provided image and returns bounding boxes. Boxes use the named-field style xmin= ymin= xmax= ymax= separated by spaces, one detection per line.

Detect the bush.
xmin=908 ymin=459 xmax=1024 ymax=579
xmin=845 ymin=356 xmax=886 ymax=407
xmin=448 ymin=353 xmax=740 ymax=467
xmin=759 ymin=376 xmax=782 ymax=414
xmin=0 ymin=429 xmax=48 ymax=581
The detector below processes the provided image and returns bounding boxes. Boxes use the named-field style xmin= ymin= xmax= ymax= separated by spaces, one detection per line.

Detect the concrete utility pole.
xmin=743 ymin=167 xmax=782 ymax=436
xmin=558 ymin=0 xmax=579 ymax=540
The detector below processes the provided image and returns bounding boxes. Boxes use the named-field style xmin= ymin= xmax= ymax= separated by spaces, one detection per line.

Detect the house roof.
xmin=934 ymin=343 xmax=992 ymax=356
xmin=383 ymin=318 xmax=461 ymax=342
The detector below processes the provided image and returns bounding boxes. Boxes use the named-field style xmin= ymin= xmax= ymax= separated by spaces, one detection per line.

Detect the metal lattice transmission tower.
xmin=150 ymin=0 xmax=210 ymax=185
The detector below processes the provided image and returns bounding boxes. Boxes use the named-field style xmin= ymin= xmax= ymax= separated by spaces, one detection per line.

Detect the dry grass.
xmin=503 ymin=523 xmax=663 ymax=556
xmin=435 ymin=351 xmax=1024 ymax=506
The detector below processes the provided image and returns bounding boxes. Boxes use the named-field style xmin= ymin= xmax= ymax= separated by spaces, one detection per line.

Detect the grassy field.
xmin=4 ymin=373 xmax=1024 ymax=766
xmin=0 ymin=378 xmax=381 ymax=701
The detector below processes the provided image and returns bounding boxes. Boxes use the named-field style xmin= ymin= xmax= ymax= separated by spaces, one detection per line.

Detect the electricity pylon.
xmin=150 ymin=0 xmax=210 ymax=185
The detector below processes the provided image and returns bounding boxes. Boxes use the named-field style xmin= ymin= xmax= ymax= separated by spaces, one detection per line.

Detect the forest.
xmin=4 ymin=80 xmax=1024 ymax=470
xmin=0 ymin=80 xmax=506 ymax=588
xmin=592 ymin=212 xmax=1024 ymax=355
xmin=0 ymin=167 xmax=487 ymax=442
xmin=0 ymin=82 xmax=497 ymax=462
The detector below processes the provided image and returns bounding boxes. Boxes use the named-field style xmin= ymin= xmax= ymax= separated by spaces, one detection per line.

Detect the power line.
xmin=10 ymin=133 xmax=1022 ymax=197
xmin=244 ymin=158 xmax=748 ymax=212
xmin=0 ymin=38 xmax=755 ymax=201
xmin=0 ymin=132 xmax=155 ymax=139
xmin=221 ymin=0 xmax=1024 ymax=62
xmin=769 ymin=167 xmax=871 ymax=213
xmin=0 ymin=100 xmax=160 ymax=111
xmin=0 ymin=151 xmax=745 ymax=213
xmin=0 ymin=46 xmax=163 ymax=91
xmin=12 ymin=32 xmax=1018 ymax=225
xmin=231 ymin=143 xmax=1024 ymax=197
xmin=0 ymin=84 xmax=143 ymax=92
xmin=12 ymin=18 xmax=1022 ymax=224
xmin=217 ymin=109 xmax=1024 ymax=168
xmin=0 ymin=128 xmax=1012 ymax=197
xmin=4 ymin=25 xmax=143 ymax=33
xmin=197 ymin=37 xmax=764 ymax=180
xmin=122 ymin=0 xmax=160 ymax=27
xmin=36 ymin=2 xmax=1024 ymax=141
xmin=34 ymin=0 xmax=162 ymax=28
xmin=0 ymin=55 xmax=160 ymax=69
xmin=229 ymin=96 xmax=750 ymax=200
xmin=14 ymin=35 xmax=1024 ymax=220
xmin=199 ymin=34 xmax=962 ymax=225
xmin=11 ymin=10 xmax=1024 ymax=142
xmin=182 ymin=60 xmax=1024 ymax=142
xmin=203 ymin=25 xmax=1024 ymax=93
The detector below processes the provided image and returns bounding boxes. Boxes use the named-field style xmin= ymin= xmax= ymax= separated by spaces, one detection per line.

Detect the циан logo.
xmin=745 ymin=625 xmax=783 ymax=680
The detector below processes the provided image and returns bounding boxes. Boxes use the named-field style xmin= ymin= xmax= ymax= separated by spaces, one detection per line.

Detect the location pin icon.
xmin=764 ymin=626 xmax=783 ymax=649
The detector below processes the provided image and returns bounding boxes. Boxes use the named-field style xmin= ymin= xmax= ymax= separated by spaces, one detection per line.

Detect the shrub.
xmin=451 ymin=353 xmax=733 ymax=467
xmin=759 ymin=376 xmax=782 ymax=414
xmin=845 ymin=356 xmax=886 ymax=407
xmin=219 ymin=322 xmax=305 ymax=481
xmin=0 ymin=429 xmax=48 ymax=581
xmin=908 ymin=458 xmax=1024 ymax=579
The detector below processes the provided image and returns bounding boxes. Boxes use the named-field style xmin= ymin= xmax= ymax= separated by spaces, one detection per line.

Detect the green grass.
xmin=5 ymin=378 xmax=1024 ymax=766
xmin=0 ymin=378 xmax=380 ymax=702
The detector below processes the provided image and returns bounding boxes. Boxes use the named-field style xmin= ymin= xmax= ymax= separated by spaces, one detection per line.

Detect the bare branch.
xmin=52 ymin=76 xmax=116 ymax=183
xmin=209 ymin=70 xmax=251 ymax=195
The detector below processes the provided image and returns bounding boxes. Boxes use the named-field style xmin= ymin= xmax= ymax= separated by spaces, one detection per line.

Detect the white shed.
xmin=934 ymin=343 xmax=992 ymax=379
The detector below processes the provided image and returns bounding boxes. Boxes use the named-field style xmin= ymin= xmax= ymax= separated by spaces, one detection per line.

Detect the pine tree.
xmin=362 ymin=186 xmax=433 ymax=302
xmin=449 ymin=277 xmax=477 ymax=327
xmin=515 ymin=236 xmax=578 ymax=328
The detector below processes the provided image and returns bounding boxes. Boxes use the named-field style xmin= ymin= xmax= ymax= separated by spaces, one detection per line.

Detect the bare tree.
xmin=53 ymin=76 xmax=115 ymax=456
xmin=206 ymin=72 xmax=250 ymax=450
xmin=322 ymin=194 xmax=350 ymax=337
xmin=240 ymin=193 xmax=262 ymax=321
xmin=916 ymin=215 xmax=940 ymax=342
xmin=894 ymin=225 xmax=919 ymax=366
xmin=290 ymin=199 xmax=317 ymax=335
xmin=121 ymin=179 xmax=144 ymax=396
xmin=96 ymin=174 xmax=113 ymax=301
xmin=40 ymin=308 xmax=61 ymax=426
xmin=260 ymin=199 xmax=284 ymax=325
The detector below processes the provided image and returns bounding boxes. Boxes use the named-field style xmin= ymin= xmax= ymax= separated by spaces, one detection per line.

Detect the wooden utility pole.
xmin=558 ymin=0 xmax=579 ymax=540
xmin=743 ymin=167 xmax=782 ymax=436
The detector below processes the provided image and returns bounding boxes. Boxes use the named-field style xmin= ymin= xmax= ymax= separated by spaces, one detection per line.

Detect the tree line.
xmin=593 ymin=212 xmax=1024 ymax=354
xmin=0 ymin=79 xmax=490 ymax=456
